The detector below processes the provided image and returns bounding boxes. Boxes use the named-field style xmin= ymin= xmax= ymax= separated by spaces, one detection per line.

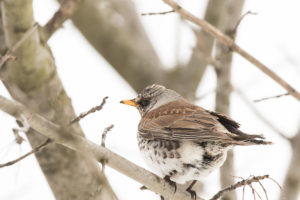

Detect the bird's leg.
xmin=163 ymin=175 xmax=177 ymax=193
xmin=186 ymin=180 xmax=197 ymax=200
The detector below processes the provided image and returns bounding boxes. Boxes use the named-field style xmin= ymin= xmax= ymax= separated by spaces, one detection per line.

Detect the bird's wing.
xmin=138 ymin=100 xmax=236 ymax=142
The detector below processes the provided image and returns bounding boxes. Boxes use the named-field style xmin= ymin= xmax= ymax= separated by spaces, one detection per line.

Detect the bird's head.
xmin=120 ymin=84 xmax=183 ymax=116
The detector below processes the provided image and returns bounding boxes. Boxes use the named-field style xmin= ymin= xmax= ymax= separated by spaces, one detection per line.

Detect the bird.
xmin=120 ymin=84 xmax=271 ymax=199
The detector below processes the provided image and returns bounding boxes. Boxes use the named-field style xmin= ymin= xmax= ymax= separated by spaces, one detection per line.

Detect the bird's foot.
xmin=186 ymin=180 xmax=197 ymax=200
xmin=163 ymin=175 xmax=177 ymax=193
xmin=186 ymin=188 xmax=197 ymax=200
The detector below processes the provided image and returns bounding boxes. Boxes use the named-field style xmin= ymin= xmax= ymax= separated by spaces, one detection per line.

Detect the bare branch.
xmin=253 ymin=92 xmax=290 ymax=103
xmin=0 ymin=94 xmax=204 ymax=200
xmin=101 ymin=124 xmax=114 ymax=148
xmin=258 ymin=180 xmax=269 ymax=200
xmin=210 ymin=175 xmax=270 ymax=200
xmin=0 ymin=139 xmax=51 ymax=168
xmin=232 ymin=11 xmax=257 ymax=36
xmin=100 ymin=124 xmax=114 ymax=171
xmin=0 ymin=0 xmax=81 ymax=69
xmin=70 ymin=96 xmax=108 ymax=124
xmin=250 ymin=183 xmax=262 ymax=200
xmin=1 ymin=0 xmax=116 ymax=198
xmin=141 ymin=10 xmax=175 ymax=16
xmin=12 ymin=128 xmax=25 ymax=145
xmin=40 ymin=0 xmax=81 ymax=43
xmin=235 ymin=88 xmax=290 ymax=141
xmin=0 ymin=23 xmax=38 ymax=69
xmin=162 ymin=0 xmax=300 ymax=101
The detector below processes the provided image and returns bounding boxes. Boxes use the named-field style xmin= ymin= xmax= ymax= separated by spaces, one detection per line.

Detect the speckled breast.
xmin=137 ymin=134 xmax=230 ymax=184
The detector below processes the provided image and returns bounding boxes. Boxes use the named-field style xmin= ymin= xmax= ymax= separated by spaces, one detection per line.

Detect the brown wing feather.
xmin=208 ymin=111 xmax=267 ymax=142
xmin=138 ymin=100 xmax=271 ymax=145
xmin=138 ymin=100 xmax=234 ymax=142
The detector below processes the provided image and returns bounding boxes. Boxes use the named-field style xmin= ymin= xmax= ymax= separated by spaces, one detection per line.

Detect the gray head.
xmin=121 ymin=84 xmax=183 ymax=116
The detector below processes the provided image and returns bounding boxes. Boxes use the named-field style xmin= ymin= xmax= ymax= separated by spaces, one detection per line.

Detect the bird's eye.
xmin=139 ymin=99 xmax=150 ymax=107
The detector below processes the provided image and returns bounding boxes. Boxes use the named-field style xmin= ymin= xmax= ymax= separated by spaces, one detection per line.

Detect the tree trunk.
xmin=214 ymin=0 xmax=245 ymax=199
xmin=280 ymin=125 xmax=300 ymax=200
xmin=0 ymin=0 xmax=116 ymax=199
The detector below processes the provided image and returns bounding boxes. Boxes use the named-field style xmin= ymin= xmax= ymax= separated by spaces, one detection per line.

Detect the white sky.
xmin=0 ymin=0 xmax=300 ymax=199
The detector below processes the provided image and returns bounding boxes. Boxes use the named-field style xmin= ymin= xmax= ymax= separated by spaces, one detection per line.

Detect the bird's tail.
xmin=233 ymin=133 xmax=273 ymax=146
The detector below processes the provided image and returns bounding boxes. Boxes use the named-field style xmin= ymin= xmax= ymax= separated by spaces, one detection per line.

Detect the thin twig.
xmin=0 ymin=139 xmax=51 ymax=168
xmin=268 ymin=177 xmax=283 ymax=190
xmin=249 ymin=183 xmax=263 ymax=200
xmin=235 ymin=87 xmax=290 ymax=141
xmin=0 ymin=23 xmax=38 ymax=69
xmin=232 ymin=11 xmax=257 ymax=35
xmin=250 ymin=184 xmax=257 ymax=200
xmin=242 ymin=185 xmax=246 ymax=200
xmin=0 ymin=0 xmax=80 ymax=69
xmin=69 ymin=96 xmax=108 ymax=124
xmin=209 ymin=175 xmax=269 ymax=200
xmin=0 ymin=94 xmax=205 ymax=200
xmin=100 ymin=124 xmax=114 ymax=171
xmin=249 ymin=184 xmax=257 ymax=200
xmin=12 ymin=128 xmax=25 ymax=145
xmin=40 ymin=0 xmax=81 ymax=43
xmin=253 ymin=92 xmax=290 ymax=103
xmin=258 ymin=180 xmax=269 ymax=200
xmin=162 ymin=0 xmax=300 ymax=101
xmin=141 ymin=10 xmax=175 ymax=16
xmin=101 ymin=124 xmax=114 ymax=148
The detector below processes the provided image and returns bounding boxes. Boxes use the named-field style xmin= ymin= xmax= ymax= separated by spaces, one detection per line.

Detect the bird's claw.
xmin=186 ymin=188 xmax=197 ymax=200
xmin=163 ymin=175 xmax=177 ymax=193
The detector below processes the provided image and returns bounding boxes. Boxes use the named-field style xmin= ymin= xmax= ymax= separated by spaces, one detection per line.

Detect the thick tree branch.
xmin=1 ymin=0 xmax=80 ymax=69
xmin=170 ymin=0 xmax=229 ymax=99
xmin=0 ymin=23 xmax=37 ymax=69
xmin=65 ymin=0 xmax=166 ymax=92
xmin=0 ymin=0 xmax=116 ymax=199
xmin=0 ymin=94 xmax=204 ymax=200
xmin=162 ymin=0 xmax=300 ymax=101
xmin=0 ymin=4 xmax=5 ymax=55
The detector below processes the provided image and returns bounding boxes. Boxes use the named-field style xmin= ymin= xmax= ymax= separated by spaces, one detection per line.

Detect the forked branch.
xmin=162 ymin=0 xmax=300 ymax=101
xmin=0 ymin=95 xmax=204 ymax=200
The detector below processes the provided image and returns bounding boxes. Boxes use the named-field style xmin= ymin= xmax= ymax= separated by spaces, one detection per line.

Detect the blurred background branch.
xmin=162 ymin=0 xmax=300 ymax=101
xmin=213 ymin=1 xmax=245 ymax=199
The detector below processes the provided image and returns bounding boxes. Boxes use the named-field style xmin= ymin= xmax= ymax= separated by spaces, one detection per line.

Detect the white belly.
xmin=137 ymin=135 xmax=230 ymax=184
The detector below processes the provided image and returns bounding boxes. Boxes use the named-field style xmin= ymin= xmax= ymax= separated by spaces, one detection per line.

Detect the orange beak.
xmin=120 ymin=99 xmax=137 ymax=106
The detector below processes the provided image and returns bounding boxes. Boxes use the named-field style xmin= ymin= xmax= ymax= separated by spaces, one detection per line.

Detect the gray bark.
xmin=68 ymin=0 xmax=165 ymax=92
xmin=177 ymin=0 xmax=229 ymax=99
xmin=0 ymin=3 xmax=5 ymax=54
xmin=213 ymin=0 xmax=245 ymax=199
xmin=0 ymin=94 xmax=205 ymax=200
xmin=0 ymin=0 xmax=116 ymax=199
xmin=67 ymin=0 xmax=227 ymax=99
xmin=280 ymin=126 xmax=300 ymax=200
